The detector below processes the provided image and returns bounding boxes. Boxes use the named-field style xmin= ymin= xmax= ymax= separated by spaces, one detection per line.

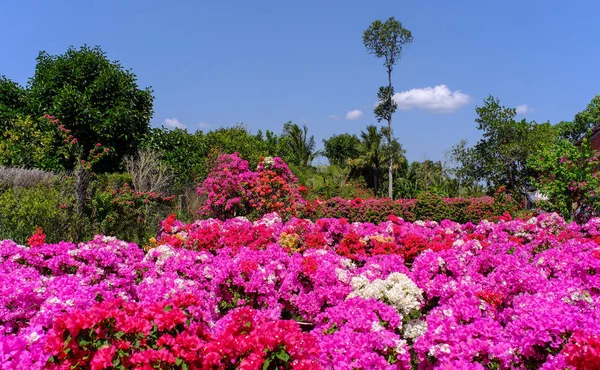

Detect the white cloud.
xmin=515 ymin=104 xmax=534 ymax=115
xmin=328 ymin=114 xmax=339 ymax=120
xmin=345 ymin=109 xmax=363 ymax=120
xmin=199 ymin=121 xmax=210 ymax=128
xmin=392 ymin=85 xmax=471 ymax=113
xmin=164 ymin=118 xmax=186 ymax=129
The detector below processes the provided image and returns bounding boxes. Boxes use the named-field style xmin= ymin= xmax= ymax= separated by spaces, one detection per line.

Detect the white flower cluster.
xmin=254 ymin=212 xmax=282 ymax=227
xmin=262 ymin=156 xmax=275 ymax=168
xmin=428 ymin=343 xmax=451 ymax=356
xmin=335 ymin=268 xmax=350 ymax=284
xmin=348 ymin=272 xmax=424 ymax=316
xmin=403 ymin=319 xmax=428 ymax=339
xmin=144 ymin=244 xmax=176 ymax=267
xmin=539 ymin=212 xmax=564 ymax=228
xmin=563 ymin=289 xmax=594 ymax=304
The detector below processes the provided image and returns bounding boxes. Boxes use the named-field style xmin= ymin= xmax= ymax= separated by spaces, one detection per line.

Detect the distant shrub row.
xmin=302 ymin=192 xmax=521 ymax=224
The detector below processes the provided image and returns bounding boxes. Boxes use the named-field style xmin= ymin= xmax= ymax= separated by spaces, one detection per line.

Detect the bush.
xmin=305 ymin=194 xmax=521 ymax=224
xmin=124 ymin=149 xmax=173 ymax=194
xmin=0 ymin=167 xmax=179 ymax=245
xmin=0 ymin=181 xmax=78 ymax=244
xmin=414 ymin=193 xmax=451 ymax=221
xmin=92 ymin=181 xmax=176 ymax=244
xmin=197 ymin=153 xmax=305 ymax=221
xmin=247 ymin=157 xmax=305 ymax=219
xmin=0 ymin=115 xmax=76 ymax=171
xmin=197 ymin=153 xmax=256 ymax=220
xmin=141 ymin=127 xmax=208 ymax=190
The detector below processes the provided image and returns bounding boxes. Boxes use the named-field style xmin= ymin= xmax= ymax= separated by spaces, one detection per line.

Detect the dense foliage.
xmin=1 ymin=46 xmax=154 ymax=172
xmin=451 ymin=96 xmax=557 ymax=191
xmin=529 ymin=138 xmax=600 ymax=219
xmin=0 ymin=167 xmax=177 ymax=245
xmin=306 ymin=193 xmax=520 ymax=224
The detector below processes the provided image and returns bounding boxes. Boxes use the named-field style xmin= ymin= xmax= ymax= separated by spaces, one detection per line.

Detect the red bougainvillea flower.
xmin=27 ymin=228 xmax=46 ymax=247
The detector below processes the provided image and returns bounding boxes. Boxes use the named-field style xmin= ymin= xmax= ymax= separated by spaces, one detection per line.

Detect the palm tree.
xmin=395 ymin=160 xmax=418 ymax=198
xmin=349 ymin=125 xmax=385 ymax=195
xmin=282 ymin=122 xmax=320 ymax=167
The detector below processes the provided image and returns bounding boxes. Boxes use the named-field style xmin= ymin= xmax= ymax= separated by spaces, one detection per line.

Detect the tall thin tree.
xmin=363 ymin=17 xmax=413 ymax=199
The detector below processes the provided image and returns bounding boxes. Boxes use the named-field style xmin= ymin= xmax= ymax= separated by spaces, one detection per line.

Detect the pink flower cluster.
xmin=1 ymin=212 xmax=600 ymax=369
xmin=197 ymin=153 xmax=305 ymax=221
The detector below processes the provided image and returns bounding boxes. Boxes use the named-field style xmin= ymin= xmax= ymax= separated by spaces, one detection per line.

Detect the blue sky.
xmin=1 ymin=0 xmax=599 ymax=163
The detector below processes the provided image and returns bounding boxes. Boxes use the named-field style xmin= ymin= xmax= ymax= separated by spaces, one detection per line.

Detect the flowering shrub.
xmin=348 ymin=272 xmax=424 ymax=316
xmin=43 ymin=114 xmax=111 ymax=171
xmin=1 ymin=212 xmax=600 ymax=368
xmin=197 ymin=153 xmax=305 ymax=221
xmin=248 ymin=157 xmax=305 ymax=219
xmin=304 ymin=193 xmax=521 ymax=224
xmin=93 ymin=182 xmax=177 ymax=243
xmin=205 ymin=306 xmax=322 ymax=369
xmin=197 ymin=153 xmax=256 ymax=220
xmin=314 ymin=297 xmax=411 ymax=369
xmin=45 ymin=297 xmax=321 ymax=370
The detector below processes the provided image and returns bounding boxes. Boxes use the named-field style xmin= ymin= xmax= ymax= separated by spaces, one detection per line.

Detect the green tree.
xmin=0 ymin=76 xmax=27 ymax=124
xmin=555 ymin=95 xmax=600 ymax=143
xmin=205 ymin=124 xmax=272 ymax=168
xmin=141 ymin=127 xmax=208 ymax=189
xmin=363 ymin=17 xmax=413 ymax=199
xmin=323 ymin=133 xmax=360 ymax=168
xmin=451 ymin=96 xmax=557 ymax=192
xmin=27 ymin=45 xmax=154 ymax=172
xmin=256 ymin=129 xmax=289 ymax=158
xmin=281 ymin=122 xmax=320 ymax=167
xmin=573 ymin=95 xmax=600 ymax=141
xmin=395 ymin=160 xmax=463 ymax=198
xmin=529 ymin=138 xmax=600 ymax=218
xmin=349 ymin=125 xmax=386 ymax=195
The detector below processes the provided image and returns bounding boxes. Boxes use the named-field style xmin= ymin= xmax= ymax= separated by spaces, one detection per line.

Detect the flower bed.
xmin=1 ymin=213 xmax=600 ymax=369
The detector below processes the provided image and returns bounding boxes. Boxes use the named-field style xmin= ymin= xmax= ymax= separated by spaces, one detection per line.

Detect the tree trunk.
xmin=387 ymin=69 xmax=394 ymax=200
xmin=75 ymin=167 xmax=91 ymax=240
xmin=373 ymin=167 xmax=379 ymax=195
xmin=507 ymin=163 xmax=515 ymax=192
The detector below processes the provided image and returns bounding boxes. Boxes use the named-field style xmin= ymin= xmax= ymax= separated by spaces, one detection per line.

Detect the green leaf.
xmin=275 ymin=350 xmax=290 ymax=362
xmin=63 ymin=334 xmax=72 ymax=348
xmin=262 ymin=358 xmax=271 ymax=370
xmin=163 ymin=304 xmax=173 ymax=312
